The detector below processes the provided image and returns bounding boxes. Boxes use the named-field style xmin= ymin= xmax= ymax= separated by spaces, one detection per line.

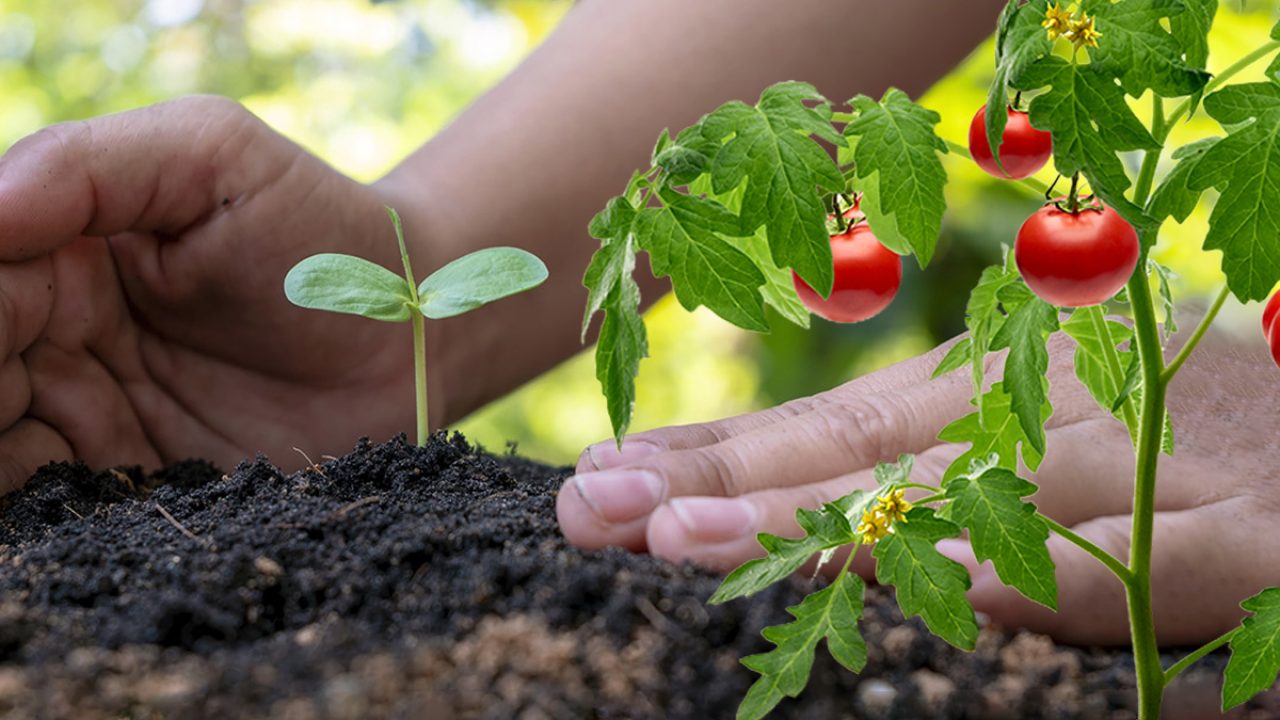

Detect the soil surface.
xmin=0 ymin=434 xmax=1274 ymax=719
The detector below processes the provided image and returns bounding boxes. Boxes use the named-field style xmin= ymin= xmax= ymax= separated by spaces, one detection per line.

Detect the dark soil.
xmin=0 ymin=434 xmax=1274 ymax=719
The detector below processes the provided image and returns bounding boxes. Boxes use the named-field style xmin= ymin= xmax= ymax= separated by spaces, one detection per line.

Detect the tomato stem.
xmin=1163 ymin=628 xmax=1238 ymax=685
xmin=390 ymin=207 xmax=431 ymax=446
xmin=943 ymin=139 xmax=1052 ymax=195
xmin=1161 ymin=284 xmax=1230 ymax=384
xmin=1039 ymin=514 xmax=1131 ymax=582
xmin=1066 ymin=174 xmax=1080 ymax=213
xmin=1164 ymin=40 xmax=1280 ymax=129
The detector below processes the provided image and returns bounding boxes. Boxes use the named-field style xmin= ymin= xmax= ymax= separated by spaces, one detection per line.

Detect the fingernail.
xmin=573 ymin=470 xmax=664 ymax=524
xmin=668 ymin=497 xmax=758 ymax=544
xmin=586 ymin=439 xmax=662 ymax=471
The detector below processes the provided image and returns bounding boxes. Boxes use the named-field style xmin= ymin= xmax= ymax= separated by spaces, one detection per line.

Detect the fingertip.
xmin=581 ymin=437 xmax=662 ymax=472
xmin=554 ymin=474 xmax=649 ymax=552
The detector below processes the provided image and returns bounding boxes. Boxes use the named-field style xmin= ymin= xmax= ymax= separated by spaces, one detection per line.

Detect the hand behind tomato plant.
xmin=559 ymin=330 xmax=1279 ymax=646
xmin=0 ymin=97 xmax=424 ymax=491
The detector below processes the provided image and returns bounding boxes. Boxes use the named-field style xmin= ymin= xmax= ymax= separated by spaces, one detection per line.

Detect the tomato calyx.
xmin=827 ymin=193 xmax=864 ymax=235
xmin=1044 ymin=173 xmax=1101 ymax=215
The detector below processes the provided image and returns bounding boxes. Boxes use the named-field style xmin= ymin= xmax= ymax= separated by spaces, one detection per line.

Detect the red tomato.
xmin=793 ymin=224 xmax=901 ymax=323
xmin=1271 ymin=321 xmax=1280 ymax=369
xmin=1015 ymin=203 xmax=1140 ymax=308
xmin=969 ymin=105 xmax=1053 ymax=180
xmin=1262 ymin=290 xmax=1280 ymax=340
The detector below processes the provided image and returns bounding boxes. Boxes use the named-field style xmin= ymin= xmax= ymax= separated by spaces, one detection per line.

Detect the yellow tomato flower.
xmin=1069 ymin=13 xmax=1102 ymax=49
xmin=857 ymin=509 xmax=891 ymax=545
xmin=878 ymin=488 xmax=914 ymax=524
xmin=1042 ymin=2 xmax=1074 ymax=40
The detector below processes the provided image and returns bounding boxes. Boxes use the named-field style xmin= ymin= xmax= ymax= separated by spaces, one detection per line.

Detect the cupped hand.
xmin=559 ymin=330 xmax=1279 ymax=646
xmin=0 ymin=96 xmax=425 ymax=491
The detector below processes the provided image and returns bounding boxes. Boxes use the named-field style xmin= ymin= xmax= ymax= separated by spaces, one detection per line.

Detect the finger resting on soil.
xmin=0 ymin=418 xmax=72 ymax=495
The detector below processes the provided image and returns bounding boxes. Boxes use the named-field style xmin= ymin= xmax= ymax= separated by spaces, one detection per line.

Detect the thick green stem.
xmin=1125 ymin=253 xmax=1168 ymax=720
xmin=1162 ymin=284 xmax=1230 ymax=384
xmin=1164 ymin=628 xmax=1238 ymax=685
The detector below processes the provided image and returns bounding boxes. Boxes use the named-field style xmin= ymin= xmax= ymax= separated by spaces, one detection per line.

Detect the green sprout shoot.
xmin=284 ymin=207 xmax=548 ymax=446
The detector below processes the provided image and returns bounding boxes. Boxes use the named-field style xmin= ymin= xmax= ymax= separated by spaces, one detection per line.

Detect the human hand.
xmin=0 ymin=96 xmax=432 ymax=491
xmin=558 ymin=330 xmax=1279 ymax=646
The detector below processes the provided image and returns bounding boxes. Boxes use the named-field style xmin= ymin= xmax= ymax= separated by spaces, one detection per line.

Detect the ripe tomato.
xmin=1269 ymin=323 xmax=1280 ymax=369
xmin=1262 ymin=290 xmax=1280 ymax=340
xmin=793 ymin=223 xmax=901 ymax=323
xmin=969 ymin=105 xmax=1053 ymax=180
xmin=1015 ymin=203 xmax=1140 ymax=308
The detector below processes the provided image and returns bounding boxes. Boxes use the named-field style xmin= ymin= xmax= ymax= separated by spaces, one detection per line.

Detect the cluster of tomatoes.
xmin=794 ymin=104 xmax=1139 ymax=321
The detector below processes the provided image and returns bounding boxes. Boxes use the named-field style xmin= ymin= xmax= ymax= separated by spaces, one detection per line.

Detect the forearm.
xmin=376 ymin=0 xmax=1004 ymax=425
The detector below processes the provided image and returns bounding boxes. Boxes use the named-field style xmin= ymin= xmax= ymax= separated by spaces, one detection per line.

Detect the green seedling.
xmin=582 ymin=2 xmax=1280 ymax=718
xmin=285 ymin=207 xmax=547 ymax=445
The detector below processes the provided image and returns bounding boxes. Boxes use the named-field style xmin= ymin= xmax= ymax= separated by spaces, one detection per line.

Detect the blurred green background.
xmin=1 ymin=0 xmax=1275 ymax=464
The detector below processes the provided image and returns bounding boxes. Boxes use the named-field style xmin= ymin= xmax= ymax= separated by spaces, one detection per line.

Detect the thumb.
xmin=0 ymin=96 xmax=282 ymax=261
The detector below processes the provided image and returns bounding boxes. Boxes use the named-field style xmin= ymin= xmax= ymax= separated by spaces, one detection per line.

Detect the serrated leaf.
xmin=635 ymin=188 xmax=768 ymax=330
xmin=284 ymin=254 xmax=414 ymax=322
xmin=1082 ymin=0 xmax=1211 ymax=98
xmin=1014 ymin=56 xmax=1159 ymax=231
xmin=655 ymin=123 xmax=719 ymax=186
xmin=991 ymin=296 xmax=1059 ymax=455
xmin=932 ymin=338 xmax=973 ymax=379
xmin=964 ymin=263 xmax=1021 ymax=417
xmin=595 ymin=277 xmax=647 ymax=441
xmin=584 ymin=197 xmax=639 ymax=340
xmin=873 ymin=508 xmax=978 ymax=650
xmin=873 ymin=454 xmax=915 ymax=487
xmin=737 ymin=572 xmax=867 ymax=720
xmin=1224 ymin=587 xmax=1280 ymax=709
xmin=418 ymin=247 xmax=549 ymax=319
xmin=1188 ymin=83 xmax=1280 ymax=302
xmin=988 ymin=0 xmax=1054 ymax=171
xmin=703 ymin=82 xmax=843 ymax=295
xmin=1149 ymin=137 xmax=1220 ymax=225
xmin=711 ymin=497 xmax=864 ymax=604
xmin=1062 ymin=306 xmax=1139 ymax=438
xmin=944 ymin=467 xmax=1057 ymax=608
xmin=844 ymin=89 xmax=949 ymax=267
xmin=940 ymin=382 xmax=1047 ymax=483
xmin=739 ymin=226 xmax=812 ymax=329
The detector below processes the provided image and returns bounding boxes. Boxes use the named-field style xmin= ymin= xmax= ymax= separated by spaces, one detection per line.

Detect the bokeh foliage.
xmin=2 ymin=0 xmax=1275 ymax=463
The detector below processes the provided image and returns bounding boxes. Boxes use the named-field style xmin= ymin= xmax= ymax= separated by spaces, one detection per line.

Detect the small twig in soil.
xmin=293 ymin=447 xmax=326 ymax=477
xmin=108 ymin=468 xmax=137 ymax=494
xmin=333 ymin=496 xmax=382 ymax=518
xmin=635 ymin=597 xmax=681 ymax=636
xmin=155 ymin=503 xmax=204 ymax=545
xmin=62 ymin=503 xmax=84 ymax=520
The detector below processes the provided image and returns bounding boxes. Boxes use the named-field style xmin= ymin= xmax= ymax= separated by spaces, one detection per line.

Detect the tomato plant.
xmin=968 ymin=104 xmax=1052 ymax=180
xmin=792 ymin=222 xmax=901 ymax=323
xmin=1015 ymin=201 xmax=1139 ymax=307
xmin=581 ymin=2 xmax=1280 ymax=718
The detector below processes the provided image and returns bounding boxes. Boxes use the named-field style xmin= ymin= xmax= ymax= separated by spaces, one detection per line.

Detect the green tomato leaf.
xmin=737 ymin=572 xmax=867 ymax=720
xmin=1061 ymin=307 xmax=1139 ymax=438
xmin=932 ymin=338 xmax=973 ymax=379
xmin=843 ymin=89 xmax=949 ymax=267
xmin=991 ymin=296 xmax=1059 ymax=456
xmin=418 ymin=247 xmax=549 ymax=320
xmin=1014 ymin=56 xmax=1159 ymax=231
xmin=1151 ymin=260 xmax=1180 ymax=339
xmin=635 ymin=188 xmax=768 ymax=331
xmin=963 ymin=262 xmax=1022 ymax=417
xmin=1168 ymin=0 xmax=1217 ymax=115
xmin=284 ymin=253 xmax=414 ymax=323
xmin=1224 ymin=587 xmax=1280 ymax=710
xmin=654 ymin=122 xmax=719 ymax=187
xmin=1149 ymin=137 xmax=1220 ymax=226
xmin=595 ymin=275 xmax=648 ymax=441
xmin=873 ymin=507 xmax=978 ymax=650
xmin=873 ymin=454 xmax=915 ymax=488
xmin=703 ymin=82 xmax=844 ymax=296
xmin=738 ymin=226 xmax=812 ymax=329
xmin=987 ymin=0 xmax=1054 ymax=171
xmin=943 ymin=466 xmax=1057 ymax=609
xmin=939 ymin=382 xmax=1047 ymax=483
xmin=584 ymin=196 xmax=639 ymax=339
xmin=711 ymin=496 xmax=864 ymax=604
xmin=1082 ymin=0 xmax=1211 ymax=99
xmin=1188 ymin=83 xmax=1280 ymax=302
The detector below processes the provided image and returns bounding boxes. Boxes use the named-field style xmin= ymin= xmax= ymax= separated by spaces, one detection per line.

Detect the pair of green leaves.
xmin=285 ymin=209 xmax=548 ymax=323
xmin=584 ymin=84 xmax=949 ymax=440
xmin=716 ymin=457 xmax=1056 ymax=720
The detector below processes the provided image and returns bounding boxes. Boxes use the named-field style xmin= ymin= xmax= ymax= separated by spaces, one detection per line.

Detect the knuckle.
xmin=811 ymin=396 xmax=909 ymax=466
xmin=680 ymin=446 xmax=749 ymax=498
